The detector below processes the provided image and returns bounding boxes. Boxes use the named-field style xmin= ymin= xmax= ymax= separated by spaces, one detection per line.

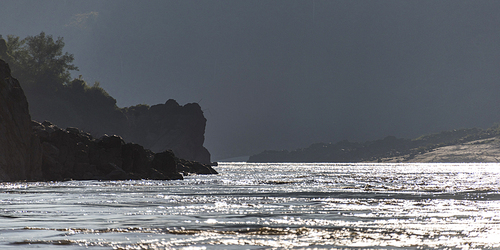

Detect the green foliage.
xmin=2 ymin=35 xmax=23 ymax=61
xmin=0 ymin=32 xmax=119 ymax=113
xmin=1 ymin=32 xmax=128 ymax=137
xmin=1 ymin=32 xmax=78 ymax=91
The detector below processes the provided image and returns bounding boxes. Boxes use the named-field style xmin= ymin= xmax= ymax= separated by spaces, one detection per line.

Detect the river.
xmin=1 ymin=162 xmax=500 ymax=249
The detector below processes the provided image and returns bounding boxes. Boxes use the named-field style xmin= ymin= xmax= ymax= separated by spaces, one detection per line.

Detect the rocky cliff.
xmin=26 ymin=91 xmax=211 ymax=164
xmin=0 ymin=59 xmax=216 ymax=182
xmin=0 ymin=59 xmax=42 ymax=181
xmin=123 ymin=100 xmax=211 ymax=164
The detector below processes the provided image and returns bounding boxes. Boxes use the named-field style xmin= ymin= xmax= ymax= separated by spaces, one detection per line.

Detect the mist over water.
xmin=1 ymin=162 xmax=500 ymax=249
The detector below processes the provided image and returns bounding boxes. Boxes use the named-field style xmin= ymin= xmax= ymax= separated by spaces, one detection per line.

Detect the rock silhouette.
xmin=0 ymin=59 xmax=42 ymax=181
xmin=26 ymin=88 xmax=211 ymax=164
xmin=0 ymin=59 xmax=216 ymax=182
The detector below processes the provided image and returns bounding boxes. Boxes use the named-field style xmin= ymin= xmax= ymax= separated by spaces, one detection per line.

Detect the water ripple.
xmin=1 ymin=163 xmax=500 ymax=249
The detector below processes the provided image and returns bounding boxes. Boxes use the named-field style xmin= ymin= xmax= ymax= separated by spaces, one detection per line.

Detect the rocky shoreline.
xmin=33 ymin=120 xmax=217 ymax=181
xmin=0 ymin=59 xmax=216 ymax=182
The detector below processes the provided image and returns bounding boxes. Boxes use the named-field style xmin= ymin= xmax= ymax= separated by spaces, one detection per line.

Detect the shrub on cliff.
xmin=1 ymin=32 xmax=78 ymax=93
xmin=0 ymin=32 xmax=115 ymax=111
xmin=0 ymin=32 xmax=125 ymax=135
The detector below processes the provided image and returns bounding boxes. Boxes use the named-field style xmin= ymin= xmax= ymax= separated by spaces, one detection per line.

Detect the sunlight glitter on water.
xmin=1 ymin=162 xmax=500 ymax=249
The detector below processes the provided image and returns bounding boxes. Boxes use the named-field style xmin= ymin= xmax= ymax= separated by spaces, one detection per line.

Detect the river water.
xmin=1 ymin=162 xmax=500 ymax=249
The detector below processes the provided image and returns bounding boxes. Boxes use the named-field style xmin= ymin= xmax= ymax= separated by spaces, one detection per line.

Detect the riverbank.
xmin=378 ymin=137 xmax=500 ymax=163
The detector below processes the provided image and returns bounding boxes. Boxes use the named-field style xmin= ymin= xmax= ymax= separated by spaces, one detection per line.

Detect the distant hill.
xmin=248 ymin=125 xmax=500 ymax=163
xmin=384 ymin=137 xmax=500 ymax=163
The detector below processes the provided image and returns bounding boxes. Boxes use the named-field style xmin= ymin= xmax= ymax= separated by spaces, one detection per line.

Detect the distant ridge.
xmin=219 ymin=156 xmax=250 ymax=162
xmin=249 ymin=126 xmax=500 ymax=163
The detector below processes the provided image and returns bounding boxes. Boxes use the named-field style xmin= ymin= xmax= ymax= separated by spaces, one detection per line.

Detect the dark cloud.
xmin=2 ymin=0 xmax=500 ymax=160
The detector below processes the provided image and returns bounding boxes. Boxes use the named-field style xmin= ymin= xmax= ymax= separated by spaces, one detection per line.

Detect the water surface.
xmin=1 ymin=162 xmax=500 ymax=249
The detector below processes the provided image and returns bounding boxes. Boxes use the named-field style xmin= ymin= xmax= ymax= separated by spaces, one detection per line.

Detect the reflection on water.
xmin=1 ymin=163 xmax=500 ymax=249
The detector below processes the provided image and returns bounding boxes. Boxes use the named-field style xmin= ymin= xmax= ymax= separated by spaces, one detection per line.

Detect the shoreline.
xmin=375 ymin=137 xmax=500 ymax=163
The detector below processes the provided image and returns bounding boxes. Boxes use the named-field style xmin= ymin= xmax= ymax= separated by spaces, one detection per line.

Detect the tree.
xmin=2 ymin=32 xmax=78 ymax=91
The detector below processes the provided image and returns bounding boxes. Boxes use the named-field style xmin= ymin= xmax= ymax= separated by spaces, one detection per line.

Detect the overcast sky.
xmin=2 ymin=0 xmax=500 ymax=160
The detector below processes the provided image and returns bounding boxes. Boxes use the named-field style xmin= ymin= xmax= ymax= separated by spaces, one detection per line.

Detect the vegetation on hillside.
xmin=0 ymin=32 xmax=115 ymax=105
xmin=2 ymin=32 xmax=78 ymax=91
xmin=0 ymin=32 xmax=125 ymax=134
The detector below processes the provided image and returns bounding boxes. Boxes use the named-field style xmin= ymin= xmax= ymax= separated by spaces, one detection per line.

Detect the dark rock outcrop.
xmin=34 ymin=120 xmax=173 ymax=180
xmin=0 ymin=60 xmax=42 ymax=181
xmin=176 ymin=158 xmax=218 ymax=175
xmin=123 ymin=100 xmax=211 ymax=164
xmin=0 ymin=58 xmax=216 ymax=182
xmin=32 ymin=121 xmax=217 ymax=181
xmin=26 ymin=89 xmax=212 ymax=164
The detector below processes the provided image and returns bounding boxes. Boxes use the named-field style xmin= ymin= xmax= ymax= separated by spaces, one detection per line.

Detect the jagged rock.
xmin=0 ymin=59 xmax=42 ymax=181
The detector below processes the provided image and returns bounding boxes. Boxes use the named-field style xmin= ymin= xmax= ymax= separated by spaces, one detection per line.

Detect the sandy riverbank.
xmin=379 ymin=137 xmax=500 ymax=163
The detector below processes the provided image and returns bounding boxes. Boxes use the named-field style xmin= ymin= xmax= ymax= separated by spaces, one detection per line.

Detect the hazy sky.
xmin=2 ymin=1 xmax=500 ymax=160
